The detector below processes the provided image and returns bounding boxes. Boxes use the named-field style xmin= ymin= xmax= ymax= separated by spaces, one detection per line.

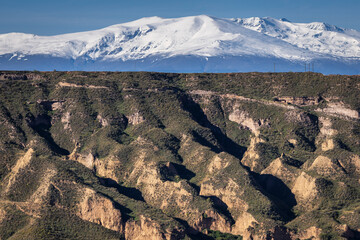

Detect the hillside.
xmin=0 ymin=71 xmax=360 ymax=239
xmin=1 ymin=15 xmax=360 ymax=74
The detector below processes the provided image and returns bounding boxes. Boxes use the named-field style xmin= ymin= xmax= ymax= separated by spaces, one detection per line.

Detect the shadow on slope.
xmin=97 ymin=176 xmax=145 ymax=202
xmin=180 ymin=93 xmax=297 ymax=222
xmin=181 ymin=94 xmax=247 ymax=159
xmin=253 ymin=173 xmax=297 ymax=221
xmin=26 ymin=113 xmax=70 ymax=155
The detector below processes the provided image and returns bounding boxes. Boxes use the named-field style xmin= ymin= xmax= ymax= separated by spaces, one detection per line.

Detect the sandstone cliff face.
xmin=291 ymin=172 xmax=319 ymax=207
xmin=228 ymin=107 xmax=264 ymax=137
xmin=231 ymin=212 xmax=258 ymax=237
xmin=275 ymin=96 xmax=320 ymax=106
xmin=200 ymin=176 xmax=248 ymax=214
xmin=261 ymin=158 xmax=299 ymax=185
xmin=316 ymin=117 xmax=337 ymax=152
xmin=192 ymin=209 xmax=232 ymax=234
xmin=200 ymin=176 xmax=259 ymax=238
xmin=241 ymin=137 xmax=265 ymax=171
xmin=308 ymin=155 xmax=345 ymax=178
xmin=57 ymin=81 xmax=109 ymax=89
xmin=317 ymin=102 xmax=360 ymax=119
xmin=68 ymin=147 xmax=120 ymax=182
xmin=94 ymin=155 xmax=121 ymax=181
xmin=125 ymin=215 xmax=184 ymax=240
xmin=76 ymin=188 xmax=124 ymax=233
xmin=70 ymin=151 xmax=96 ymax=170
xmin=199 ymin=159 xmax=285 ymax=239
xmin=126 ymin=149 xmax=232 ymax=233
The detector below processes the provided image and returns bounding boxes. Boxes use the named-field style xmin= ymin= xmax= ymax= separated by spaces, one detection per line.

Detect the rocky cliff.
xmin=0 ymin=71 xmax=359 ymax=239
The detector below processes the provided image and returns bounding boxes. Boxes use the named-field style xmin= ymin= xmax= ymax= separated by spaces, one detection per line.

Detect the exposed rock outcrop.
xmin=69 ymin=148 xmax=120 ymax=181
xmin=261 ymin=158 xmax=299 ymax=185
xmin=285 ymin=110 xmax=314 ymax=125
xmin=318 ymin=117 xmax=337 ymax=136
xmin=189 ymin=90 xmax=296 ymax=111
xmin=316 ymin=102 xmax=359 ymax=119
xmin=127 ymin=112 xmax=145 ymax=125
xmin=316 ymin=117 xmax=337 ymax=151
xmin=3 ymin=148 xmax=34 ymax=194
xmin=241 ymin=137 xmax=265 ymax=171
xmin=125 ymin=215 xmax=184 ymax=240
xmin=128 ymin=151 xmax=232 ymax=233
xmin=200 ymin=174 xmax=268 ymax=238
xmin=291 ymin=172 xmax=318 ymax=207
xmin=97 ymin=114 xmax=109 ymax=127
xmin=288 ymin=139 xmax=297 ymax=146
xmin=275 ymin=96 xmax=320 ymax=106
xmin=308 ymin=156 xmax=345 ymax=177
xmin=200 ymin=177 xmax=248 ymax=213
xmin=77 ymin=188 xmax=123 ymax=233
xmin=192 ymin=209 xmax=232 ymax=234
xmin=73 ymin=152 xmax=96 ymax=170
xmin=58 ymin=82 xmax=108 ymax=89
xmin=207 ymin=154 xmax=231 ymax=174
xmin=94 ymin=155 xmax=121 ymax=181
xmin=321 ymin=139 xmax=335 ymax=151
xmin=36 ymin=99 xmax=65 ymax=111
xmin=228 ymin=108 xmax=264 ymax=137
xmin=61 ymin=111 xmax=71 ymax=130
xmin=337 ymin=154 xmax=360 ymax=177
xmin=348 ymin=155 xmax=360 ymax=174
xmin=231 ymin=212 xmax=258 ymax=238
xmin=0 ymin=72 xmax=43 ymax=80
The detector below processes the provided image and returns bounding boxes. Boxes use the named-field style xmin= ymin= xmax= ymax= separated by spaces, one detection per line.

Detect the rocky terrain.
xmin=0 ymin=71 xmax=360 ymax=239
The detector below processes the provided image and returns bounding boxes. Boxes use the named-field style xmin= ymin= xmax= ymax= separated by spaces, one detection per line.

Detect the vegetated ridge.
xmin=0 ymin=71 xmax=360 ymax=239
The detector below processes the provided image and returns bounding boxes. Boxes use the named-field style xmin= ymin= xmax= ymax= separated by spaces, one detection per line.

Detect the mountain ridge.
xmin=1 ymin=15 xmax=360 ymax=74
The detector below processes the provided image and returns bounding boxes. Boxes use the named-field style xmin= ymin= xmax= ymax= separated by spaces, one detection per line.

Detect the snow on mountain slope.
xmin=1 ymin=15 xmax=360 ymax=73
xmin=0 ymin=15 xmax=349 ymax=61
xmin=232 ymin=17 xmax=360 ymax=58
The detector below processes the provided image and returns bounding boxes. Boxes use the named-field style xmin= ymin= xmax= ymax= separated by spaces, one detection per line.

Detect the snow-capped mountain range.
xmin=1 ymin=15 xmax=360 ymax=74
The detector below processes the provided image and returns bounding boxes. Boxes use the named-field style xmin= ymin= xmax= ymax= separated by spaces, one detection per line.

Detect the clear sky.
xmin=1 ymin=0 xmax=360 ymax=35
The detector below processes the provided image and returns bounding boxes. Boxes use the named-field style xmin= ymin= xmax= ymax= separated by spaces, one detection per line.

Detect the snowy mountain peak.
xmin=1 ymin=15 xmax=360 ymax=74
xmin=231 ymin=17 xmax=279 ymax=33
xmin=118 ymin=16 xmax=165 ymax=28
xmin=305 ymin=22 xmax=344 ymax=32
xmin=231 ymin=16 xmax=360 ymax=58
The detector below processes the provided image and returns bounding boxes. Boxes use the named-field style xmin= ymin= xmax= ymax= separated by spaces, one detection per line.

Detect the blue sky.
xmin=1 ymin=0 xmax=360 ymax=35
